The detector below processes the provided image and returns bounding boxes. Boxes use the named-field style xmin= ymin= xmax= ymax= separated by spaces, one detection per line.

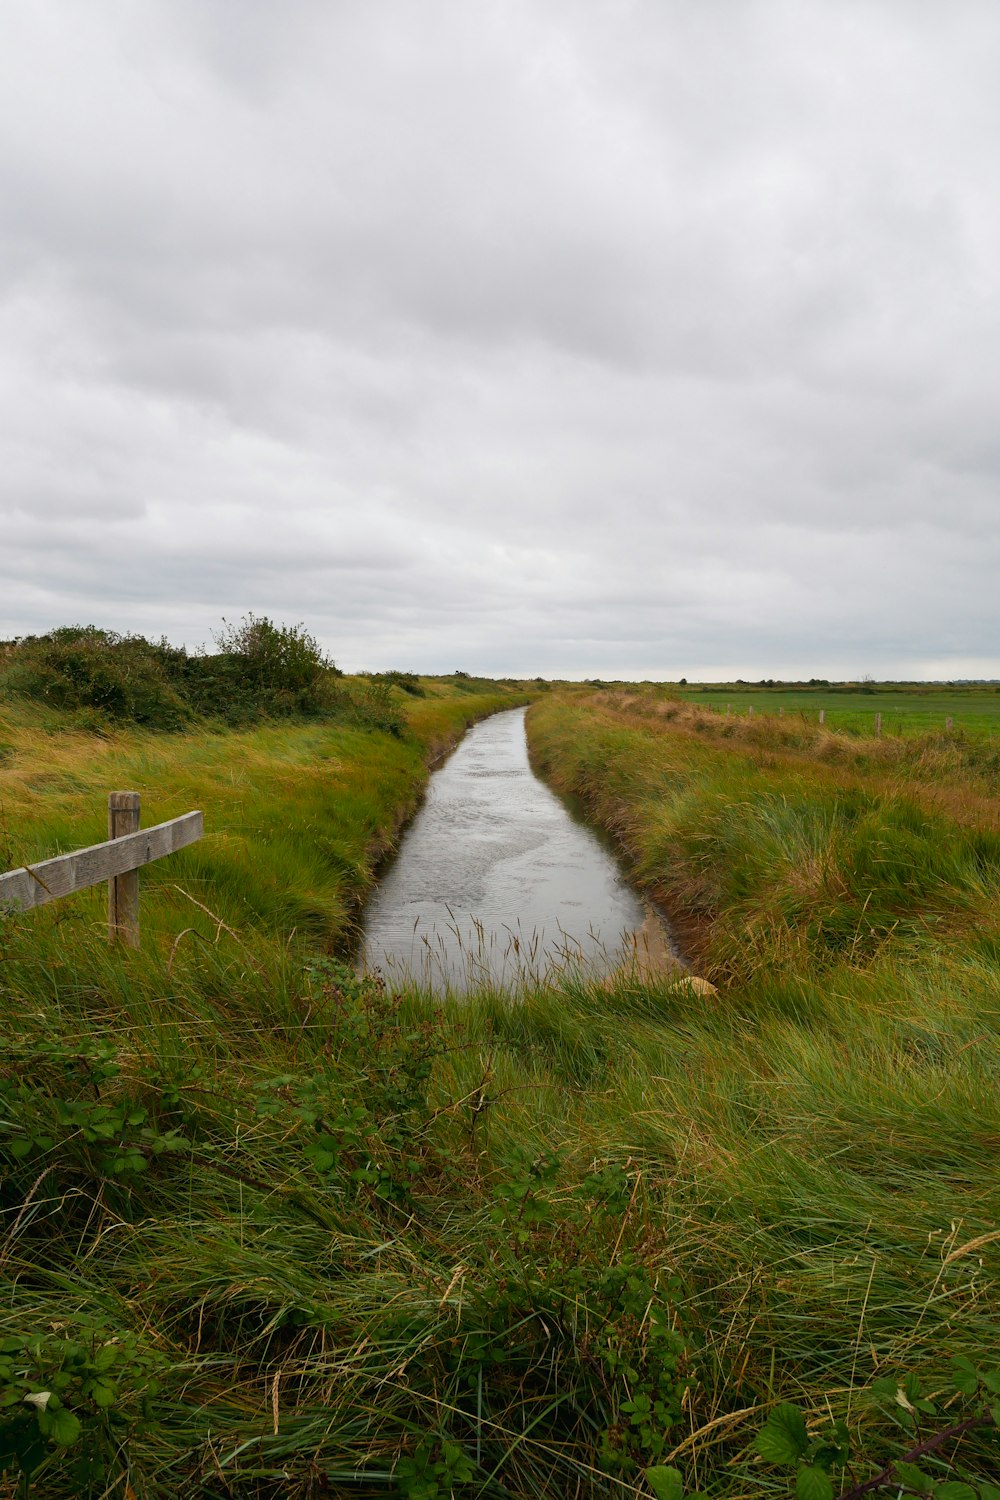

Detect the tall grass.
xmin=515 ymin=690 xmax=1000 ymax=1486
xmin=0 ymin=685 xmax=525 ymax=950
xmin=527 ymin=691 xmax=1000 ymax=971
xmin=2 ymin=682 xmax=999 ymax=1495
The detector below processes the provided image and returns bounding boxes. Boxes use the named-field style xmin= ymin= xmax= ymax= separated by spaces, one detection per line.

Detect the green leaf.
xmin=87 ymin=1377 xmax=117 ymax=1409
xmin=305 ymin=1142 xmax=338 ymax=1172
xmin=980 ymin=1369 xmax=1000 ymax=1395
xmin=439 ymin=1441 xmax=474 ymax=1481
xmin=111 ymin=1152 xmax=146 ymax=1175
xmin=756 ymin=1404 xmax=809 ymax=1465
xmin=813 ymin=1442 xmax=848 ymax=1471
xmin=36 ymin=1404 xmax=82 ymax=1446
xmin=795 ymin=1465 xmax=834 ymax=1500
xmin=645 ymin=1466 xmax=684 ymax=1500
xmin=950 ymin=1356 xmax=980 ymax=1396
xmin=933 ymin=1485 xmax=977 ymax=1500
xmin=977 ymin=1484 xmax=1000 ymax=1500
xmin=893 ymin=1461 xmax=934 ymax=1493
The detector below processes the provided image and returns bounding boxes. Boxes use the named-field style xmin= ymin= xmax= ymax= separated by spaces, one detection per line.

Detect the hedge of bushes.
xmin=0 ymin=618 xmax=346 ymax=730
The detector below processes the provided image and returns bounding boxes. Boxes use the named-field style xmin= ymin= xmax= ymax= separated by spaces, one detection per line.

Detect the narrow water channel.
xmin=362 ymin=707 xmax=673 ymax=992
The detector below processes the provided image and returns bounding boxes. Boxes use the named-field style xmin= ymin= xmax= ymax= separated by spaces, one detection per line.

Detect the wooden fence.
xmin=0 ymin=792 xmax=203 ymax=947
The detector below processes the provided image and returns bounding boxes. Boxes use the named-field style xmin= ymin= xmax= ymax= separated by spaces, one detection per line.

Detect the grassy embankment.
xmin=1 ymin=677 xmax=563 ymax=1498
xmin=513 ymin=688 xmax=1000 ymax=1490
xmin=0 ymin=679 xmax=520 ymax=957
xmin=3 ymin=670 xmax=1000 ymax=1497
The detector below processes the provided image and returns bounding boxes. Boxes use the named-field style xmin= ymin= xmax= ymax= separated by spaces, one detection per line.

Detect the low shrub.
xmin=348 ymin=679 xmax=407 ymax=737
xmin=1 ymin=618 xmax=343 ymax=729
xmin=370 ymin=670 xmax=426 ymax=697
xmin=1 ymin=627 xmax=191 ymax=729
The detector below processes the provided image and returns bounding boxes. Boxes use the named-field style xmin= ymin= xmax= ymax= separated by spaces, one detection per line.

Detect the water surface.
xmin=362 ymin=707 xmax=661 ymax=992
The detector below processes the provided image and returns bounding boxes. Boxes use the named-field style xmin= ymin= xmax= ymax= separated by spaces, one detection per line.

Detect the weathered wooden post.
xmin=778 ymin=706 xmax=784 ymax=717
xmin=1 ymin=801 xmax=202 ymax=932
xmin=108 ymin=791 xmax=141 ymax=947
xmin=946 ymin=716 xmax=954 ymax=730
xmin=747 ymin=705 xmax=754 ymax=719
xmin=819 ymin=709 xmax=825 ymax=725
xmin=874 ymin=713 xmax=882 ymax=737
xmin=725 ymin=703 xmax=730 ymax=715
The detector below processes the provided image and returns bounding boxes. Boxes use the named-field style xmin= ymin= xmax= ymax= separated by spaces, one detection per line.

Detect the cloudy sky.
xmin=2 ymin=1 xmax=998 ymax=679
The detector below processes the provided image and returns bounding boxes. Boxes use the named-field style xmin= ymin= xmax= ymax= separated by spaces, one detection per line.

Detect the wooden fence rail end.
xmin=0 ymin=811 xmax=203 ymax=916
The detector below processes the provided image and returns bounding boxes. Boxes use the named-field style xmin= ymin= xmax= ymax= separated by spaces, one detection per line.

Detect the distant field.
xmin=677 ymin=683 xmax=1000 ymax=736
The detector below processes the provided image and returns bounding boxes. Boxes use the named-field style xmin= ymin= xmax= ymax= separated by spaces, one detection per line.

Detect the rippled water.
xmin=361 ymin=706 xmax=663 ymax=992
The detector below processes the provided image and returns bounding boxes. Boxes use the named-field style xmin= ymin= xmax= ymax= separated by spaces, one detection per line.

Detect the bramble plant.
xmin=0 ymin=1035 xmax=189 ymax=1182
xmin=255 ymin=961 xmax=449 ymax=1207
xmin=0 ymin=1322 xmax=162 ymax=1494
xmin=644 ymin=1465 xmax=708 ymax=1500
xmin=394 ymin=1437 xmax=476 ymax=1498
xmin=754 ymin=1361 xmax=1000 ymax=1499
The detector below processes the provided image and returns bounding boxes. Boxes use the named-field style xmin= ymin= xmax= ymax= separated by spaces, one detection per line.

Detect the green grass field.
xmin=677 ymin=683 xmax=1000 ymax=738
xmin=2 ymin=675 xmax=1000 ymax=1497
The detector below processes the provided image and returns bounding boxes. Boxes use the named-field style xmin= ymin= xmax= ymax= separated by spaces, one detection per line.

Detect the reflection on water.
xmin=361 ymin=706 xmax=674 ymax=992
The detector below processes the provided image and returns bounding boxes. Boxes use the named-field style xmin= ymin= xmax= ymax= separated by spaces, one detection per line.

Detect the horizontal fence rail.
xmin=0 ymin=795 xmax=202 ymax=947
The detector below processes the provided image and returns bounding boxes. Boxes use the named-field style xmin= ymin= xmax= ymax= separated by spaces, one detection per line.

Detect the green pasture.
xmin=678 ymin=684 xmax=1000 ymax=737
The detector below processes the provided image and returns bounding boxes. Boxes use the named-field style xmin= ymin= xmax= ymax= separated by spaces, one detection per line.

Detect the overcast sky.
xmin=2 ymin=1 xmax=998 ymax=679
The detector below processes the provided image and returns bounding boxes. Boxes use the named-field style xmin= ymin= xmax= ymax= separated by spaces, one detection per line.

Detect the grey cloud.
xmin=1 ymin=0 xmax=998 ymax=677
